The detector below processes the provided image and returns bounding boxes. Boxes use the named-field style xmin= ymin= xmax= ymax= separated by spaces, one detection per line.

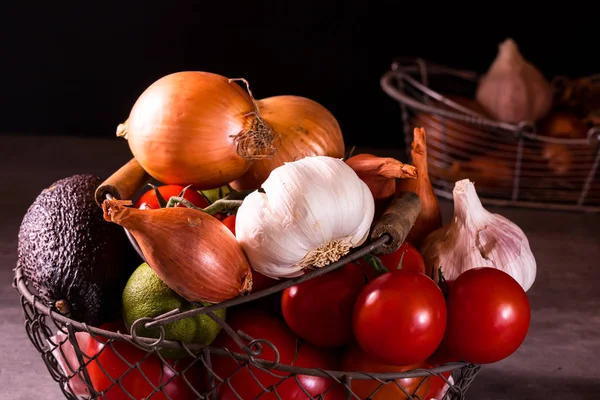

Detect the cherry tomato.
xmin=444 ymin=267 xmax=531 ymax=364
xmin=281 ymin=263 xmax=366 ymax=348
xmin=221 ymin=215 xmax=236 ymax=236
xmin=213 ymin=212 xmax=227 ymax=221
xmin=252 ymin=271 xmax=280 ymax=292
xmin=134 ymin=185 xmax=210 ymax=209
xmin=341 ymin=343 xmax=430 ymax=400
xmin=425 ymin=371 xmax=452 ymax=400
xmin=275 ymin=343 xmax=346 ymax=400
xmin=357 ymin=242 xmax=425 ymax=281
xmin=426 ymin=338 xmax=459 ymax=367
xmin=85 ymin=321 xmax=202 ymax=399
xmin=377 ymin=242 xmax=425 ymax=274
xmin=353 ymin=270 xmax=447 ymax=366
xmin=210 ymin=309 xmax=340 ymax=399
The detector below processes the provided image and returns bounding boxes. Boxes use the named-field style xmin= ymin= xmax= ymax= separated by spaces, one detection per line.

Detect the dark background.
xmin=1 ymin=2 xmax=597 ymax=148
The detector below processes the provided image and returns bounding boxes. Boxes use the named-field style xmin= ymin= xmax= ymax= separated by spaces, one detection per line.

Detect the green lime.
xmin=122 ymin=262 xmax=226 ymax=358
xmin=200 ymin=185 xmax=231 ymax=204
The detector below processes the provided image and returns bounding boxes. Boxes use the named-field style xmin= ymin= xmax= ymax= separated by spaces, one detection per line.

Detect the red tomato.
xmin=426 ymin=338 xmax=459 ymax=367
xmin=134 ymin=185 xmax=210 ymax=209
xmin=85 ymin=321 xmax=201 ymax=399
xmin=341 ymin=343 xmax=430 ymax=400
xmin=210 ymin=309 xmax=340 ymax=399
xmin=444 ymin=267 xmax=531 ymax=364
xmin=221 ymin=215 xmax=236 ymax=236
xmin=281 ymin=263 xmax=366 ymax=348
xmin=424 ymin=371 xmax=453 ymax=400
xmin=213 ymin=212 xmax=227 ymax=221
xmin=357 ymin=242 xmax=425 ymax=281
xmin=252 ymin=271 xmax=280 ymax=292
xmin=353 ymin=270 xmax=447 ymax=366
xmin=275 ymin=344 xmax=346 ymax=400
xmin=377 ymin=242 xmax=426 ymax=274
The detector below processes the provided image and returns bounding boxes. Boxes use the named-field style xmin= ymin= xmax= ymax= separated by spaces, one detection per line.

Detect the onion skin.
xmin=119 ymin=71 xmax=279 ymax=190
xmin=230 ymin=95 xmax=345 ymax=190
xmin=102 ymin=199 xmax=252 ymax=303
xmin=346 ymin=153 xmax=417 ymax=219
xmin=541 ymin=111 xmax=588 ymax=139
xmin=542 ymin=143 xmax=573 ymax=176
xmin=396 ymin=127 xmax=443 ymax=248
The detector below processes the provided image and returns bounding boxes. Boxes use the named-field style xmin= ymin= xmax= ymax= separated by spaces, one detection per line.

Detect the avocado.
xmin=17 ymin=174 xmax=139 ymax=325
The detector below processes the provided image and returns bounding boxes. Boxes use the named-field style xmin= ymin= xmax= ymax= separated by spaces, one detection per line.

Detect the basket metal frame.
xmin=14 ymin=230 xmax=481 ymax=399
xmin=381 ymin=58 xmax=600 ymax=213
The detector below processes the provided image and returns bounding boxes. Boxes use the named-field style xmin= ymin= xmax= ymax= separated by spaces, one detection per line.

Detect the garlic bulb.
xmin=420 ymin=179 xmax=536 ymax=292
xmin=476 ymin=38 xmax=553 ymax=124
xmin=235 ymin=155 xmax=375 ymax=279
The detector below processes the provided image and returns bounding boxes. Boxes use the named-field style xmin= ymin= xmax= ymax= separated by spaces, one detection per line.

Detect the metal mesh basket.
xmin=13 ymin=160 xmax=482 ymax=399
xmin=381 ymin=58 xmax=600 ymax=213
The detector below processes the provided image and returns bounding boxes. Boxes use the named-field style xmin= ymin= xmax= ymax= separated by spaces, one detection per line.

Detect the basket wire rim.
xmin=381 ymin=60 xmax=600 ymax=145
xmin=14 ymin=257 xmax=474 ymax=381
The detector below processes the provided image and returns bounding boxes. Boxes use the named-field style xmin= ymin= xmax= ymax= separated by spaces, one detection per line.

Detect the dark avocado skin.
xmin=17 ymin=174 xmax=139 ymax=325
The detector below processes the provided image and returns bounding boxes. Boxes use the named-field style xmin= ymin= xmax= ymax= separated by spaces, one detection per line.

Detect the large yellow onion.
xmin=230 ymin=95 xmax=345 ymax=190
xmin=117 ymin=72 xmax=280 ymax=189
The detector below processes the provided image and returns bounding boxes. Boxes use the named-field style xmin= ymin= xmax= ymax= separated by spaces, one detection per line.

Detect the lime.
xmin=200 ymin=185 xmax=231 ymax=204
xmin=122 ymin=262 xmax=226 ymax=358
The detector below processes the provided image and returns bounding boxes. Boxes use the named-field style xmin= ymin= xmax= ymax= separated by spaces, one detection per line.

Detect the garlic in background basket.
xmin=420 ymin=179 xmax=537 ymax=292
xmin=476 ymin=38 xmax=554 ymax=124
xmin=235 ymin=155 xmax=375 ymax=279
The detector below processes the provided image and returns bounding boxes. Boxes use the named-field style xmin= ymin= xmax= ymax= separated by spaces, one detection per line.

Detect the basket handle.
xmin=94 ymin=157 xmax=152 ymax=207
xmin=370 ymin=191 xmax=421 ymax=255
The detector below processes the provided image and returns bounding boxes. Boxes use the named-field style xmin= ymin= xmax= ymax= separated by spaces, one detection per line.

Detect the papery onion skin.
xmin=119 ymin=71 xmax=279 ymax=190
xmin=346 ymin=153 xmax=417 ymax=219
xmin=396 ymin=127 xmax=443 ymax=248
xmin=102 ymin=199 xmax=252 ymax=303
xmin=230 ymin=95 xmax=345 ymax=190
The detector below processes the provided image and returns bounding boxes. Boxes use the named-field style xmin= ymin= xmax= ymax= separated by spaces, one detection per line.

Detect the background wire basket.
xmin=13 ymin=160 xmax=482 ymax=400
xmin=381 ymin=58 xmax=600 ymax=213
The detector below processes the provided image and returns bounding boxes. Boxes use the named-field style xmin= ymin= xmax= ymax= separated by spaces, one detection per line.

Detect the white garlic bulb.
xmin=420 ymin=179 xmax=537 ymax=292
xmin=235 ymin=156 xmax=375 ymax=279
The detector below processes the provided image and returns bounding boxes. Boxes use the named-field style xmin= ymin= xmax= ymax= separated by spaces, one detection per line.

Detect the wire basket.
xmin=381 ymin=58 xmax=600 ymax=213
xmin=14 ymin=160 xmax=482 ymax=400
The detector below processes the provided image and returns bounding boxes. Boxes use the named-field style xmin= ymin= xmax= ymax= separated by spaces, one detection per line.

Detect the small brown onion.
xmin=230 ymin=95 xmax=345 ymax=190
xmin=540 ymin=111 xmax=588 ymax=139
xmin=396 ymin=127 xmax=443 ymax=248
xmin=542 ymin=143 xmax=573 ymax=176
xmin=102 ymin=199 xmax=252 ymax=303
xmin=118 ymin=72 xmax=280 ymax=190
xmin=345 ymin=153 xmax=417 ymax=218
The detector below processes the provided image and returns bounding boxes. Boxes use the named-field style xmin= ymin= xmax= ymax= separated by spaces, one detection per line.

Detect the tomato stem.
xmin=437 ymin=267 xmax=450 ymax=298
xmin=361 ymin=254 xmax=388 ymax=276
xmin=396 ymin=250 xmax=406 ymax=270
xmin=170 ymin=196 xmax=244 ymax=215
xmin=148 ymin=183 xmax=168 ymax=208
xmin=197 ymin=188 xmax=214 ymax=205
